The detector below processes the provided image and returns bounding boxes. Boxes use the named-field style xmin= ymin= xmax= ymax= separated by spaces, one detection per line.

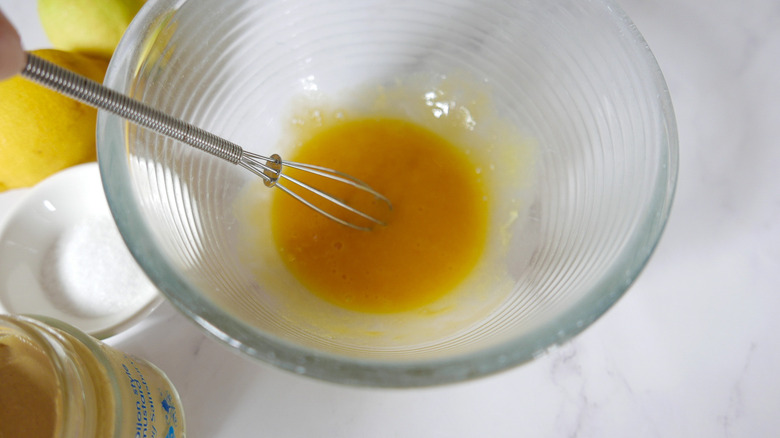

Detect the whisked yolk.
xmin=271 ymin=118 xmax=488 ymax=313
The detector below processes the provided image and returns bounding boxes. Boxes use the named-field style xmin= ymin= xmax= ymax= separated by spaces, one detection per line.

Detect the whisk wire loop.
xmin=278 ymin=171 xmax=388 ymax=227
xmin=283 ymin=161 xmax=389 ymax=201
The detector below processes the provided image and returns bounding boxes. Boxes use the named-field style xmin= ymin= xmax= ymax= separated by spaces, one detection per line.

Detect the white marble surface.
xmin=2 ymin=0 xmax=780 ymax=436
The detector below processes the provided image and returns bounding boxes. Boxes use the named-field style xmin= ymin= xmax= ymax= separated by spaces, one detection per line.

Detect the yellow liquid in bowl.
xmin=270 ymin=118 xmax=488 ymax=313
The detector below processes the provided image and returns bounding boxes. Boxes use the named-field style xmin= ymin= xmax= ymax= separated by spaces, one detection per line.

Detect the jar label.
xmin=115 ymin=353 xmax=184 ymax=438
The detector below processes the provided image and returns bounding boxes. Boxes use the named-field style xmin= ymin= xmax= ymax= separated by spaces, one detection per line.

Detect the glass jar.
xmin=0 ymin=314 xmax=185 ymax=438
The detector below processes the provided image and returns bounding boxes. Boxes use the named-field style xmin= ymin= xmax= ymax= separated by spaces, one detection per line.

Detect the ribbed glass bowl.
xmin=97 ymin=0 xmax=677 ymax=386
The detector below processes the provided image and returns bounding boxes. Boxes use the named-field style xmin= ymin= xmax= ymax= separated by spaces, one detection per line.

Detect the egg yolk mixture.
xmin=270 ymin=118 xmax=488 ymax=313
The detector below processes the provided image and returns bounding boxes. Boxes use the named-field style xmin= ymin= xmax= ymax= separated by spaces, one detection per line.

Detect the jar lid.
xmin=0 ymin=163 xmax=162 ymax=339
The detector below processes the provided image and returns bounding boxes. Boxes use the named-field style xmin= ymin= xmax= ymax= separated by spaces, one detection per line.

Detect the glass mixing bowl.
xmin=97 ymin=0 xmax=677 ymax=386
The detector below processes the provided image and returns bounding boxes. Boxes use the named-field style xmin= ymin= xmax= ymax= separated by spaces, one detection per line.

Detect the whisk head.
xmin=239 ymin=151 xmax=392 ymax=231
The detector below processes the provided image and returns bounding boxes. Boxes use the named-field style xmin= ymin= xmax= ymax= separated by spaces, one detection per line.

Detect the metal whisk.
xmin=20 ymin=53 xmax=391 ymax=231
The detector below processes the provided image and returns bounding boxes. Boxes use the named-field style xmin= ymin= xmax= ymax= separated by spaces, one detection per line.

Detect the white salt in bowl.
xmin=0 ymin=163 xmax=163 ymax=338
xmin=98 ymin=0 xmax=677 ymax=386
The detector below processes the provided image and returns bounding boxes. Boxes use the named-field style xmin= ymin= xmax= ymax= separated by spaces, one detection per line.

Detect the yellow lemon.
xmin=38 ymin=0 xmax=146 ymax=59
xmin=0 ymin=49 xmax=108 ymax=192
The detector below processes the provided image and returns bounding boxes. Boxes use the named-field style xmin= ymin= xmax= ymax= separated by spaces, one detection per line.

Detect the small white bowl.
xmin=0 ymin=163 xmax=162 ymax=339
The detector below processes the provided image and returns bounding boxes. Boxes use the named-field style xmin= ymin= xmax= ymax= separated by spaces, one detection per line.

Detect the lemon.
xmin=0 ymin=49 xmax=108 ymax=192
xmin=38 ymin=0 xmax=146 ymax=59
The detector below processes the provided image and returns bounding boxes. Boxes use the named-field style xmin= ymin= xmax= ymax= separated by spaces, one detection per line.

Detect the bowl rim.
xmin=98 ymin=0 xmax=678 ymax=387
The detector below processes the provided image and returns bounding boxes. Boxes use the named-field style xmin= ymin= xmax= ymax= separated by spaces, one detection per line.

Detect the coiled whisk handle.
xmin=19 ymin=52 xmax=390 ymax=230
xmin=21 ymin=53 xmax=244 ymax=164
